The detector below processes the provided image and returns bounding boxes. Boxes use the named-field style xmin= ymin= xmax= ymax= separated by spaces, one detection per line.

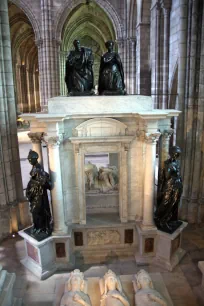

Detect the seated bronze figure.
xmin=98 ymin=40 xmax=125 ymax=95
xmin=154 ymin=146 xmax=183 ymax=233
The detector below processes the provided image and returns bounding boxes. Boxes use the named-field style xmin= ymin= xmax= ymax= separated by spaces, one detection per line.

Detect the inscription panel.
xmin=26 ymin=242 xmax=39 ymax=263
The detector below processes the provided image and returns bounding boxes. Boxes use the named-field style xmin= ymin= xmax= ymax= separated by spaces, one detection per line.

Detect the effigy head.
xmin=170 ymin=146 xmax=181 ymax=159
xmin=135 ymin=269 xmax=153 ymax=290
xmin=67 ymin=269 xmax=84 ymax=292
xmin=27 ymin=150 xmax=39 ymax=166
xmin=104 ymin=270 xmax=122 ymax=293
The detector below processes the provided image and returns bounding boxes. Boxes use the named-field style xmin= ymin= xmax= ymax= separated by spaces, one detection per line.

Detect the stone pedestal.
xmin=135 ymin=223 xmax=157 ymax=264
xmin=18 ymin=228 xmax=74 ymax=280
xmin=154 ymin=221 xmax=188 ymax=271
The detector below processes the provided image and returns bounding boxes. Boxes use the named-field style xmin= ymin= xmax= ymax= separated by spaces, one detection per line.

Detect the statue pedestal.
xmin=18 ymin=228 xmax=75 ymax=280
xmin=135 ymin=223 xmax=158 ymax=265
xmin=153 ymin=221 xmax=188 ymax=271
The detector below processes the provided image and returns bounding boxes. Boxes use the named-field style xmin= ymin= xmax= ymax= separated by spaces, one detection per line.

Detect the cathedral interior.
xmin=0 ymin=0 xmax=204 ymax=305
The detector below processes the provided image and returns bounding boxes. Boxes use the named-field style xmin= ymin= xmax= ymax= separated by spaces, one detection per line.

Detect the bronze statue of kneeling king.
xmin=154 ymin=146 xmax=183 ymax=234
xmin=25 ymin=150 xmax=53 ymax=241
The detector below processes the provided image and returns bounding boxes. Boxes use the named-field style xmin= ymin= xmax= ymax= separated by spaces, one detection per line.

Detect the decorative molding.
xmin=75 ymin=118 xmax=127 ymax=138
xmin=28 ymin=132 xmax=44 ymax=144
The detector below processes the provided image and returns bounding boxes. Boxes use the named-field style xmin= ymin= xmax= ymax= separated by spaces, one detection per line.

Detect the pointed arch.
xmin=9 ymin=0 xmax=41 ymax=40
xmin=55 ymin=0 xmax=124 ymax=41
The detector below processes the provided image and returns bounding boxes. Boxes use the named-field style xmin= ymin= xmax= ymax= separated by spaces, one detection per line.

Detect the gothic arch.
xmin=55 ymin=0 xmax=124 ymax=40
xmin=9 ymin=0 xmax=41 ymax=40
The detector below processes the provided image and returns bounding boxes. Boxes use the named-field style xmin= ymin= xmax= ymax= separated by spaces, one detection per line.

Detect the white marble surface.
xmin=54 ymin=273 xmax=173 ymax=306
xmin=48 ymin=95 xmax=154 ymax=115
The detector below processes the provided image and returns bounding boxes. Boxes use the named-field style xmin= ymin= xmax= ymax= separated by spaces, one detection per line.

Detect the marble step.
xmin=0 ymin=270 xmax=16 ymax=306
xmin=12 ymin=297 xmax=23 ymax=306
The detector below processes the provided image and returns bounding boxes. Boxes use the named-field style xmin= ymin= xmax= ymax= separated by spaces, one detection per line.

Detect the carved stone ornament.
xmin=162 ymin=129 xmax=174 ymax=140
xmin=133 ymin=269 xmax=167 ymax=306
xmin=87 ymin=230 xmax=120 ymax=246
xmin=145 ymin=132 xmax=161 ymax=143
xmin=43 ymin=134 xmax=64 ymax=148
xmin=28 ymin=132 xmax=44 ymax=144
xmin=99 ymin=270 xmax=130 ymax=306
xmin=60 ymin=269 xmax=92 ymax=306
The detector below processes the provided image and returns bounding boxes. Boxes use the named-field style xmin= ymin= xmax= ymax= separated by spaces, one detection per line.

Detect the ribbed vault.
xmin=60 ymin=1 xmax=116 ymax=95
xmin=8 ymin=2 xmax=40 ymax=113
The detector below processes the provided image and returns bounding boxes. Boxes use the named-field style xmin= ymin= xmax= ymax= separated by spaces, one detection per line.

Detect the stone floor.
xmin=1 ymin=131 xmax=204 ymax=306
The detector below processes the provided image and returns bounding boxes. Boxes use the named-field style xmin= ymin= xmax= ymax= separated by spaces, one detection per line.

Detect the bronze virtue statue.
xmin=65 ymin=40 xmax=94 ymax=96
xmin=98 ymin=40 xmax=125 ymax=95
xmin=26 ymin=150 xmax=53 ymax=240
xmin=154 ymin=146 xmax=183 ymax=233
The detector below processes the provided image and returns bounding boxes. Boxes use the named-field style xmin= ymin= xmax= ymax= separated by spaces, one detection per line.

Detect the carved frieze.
xmin=87 ymin=230 xmax=120 ymax=246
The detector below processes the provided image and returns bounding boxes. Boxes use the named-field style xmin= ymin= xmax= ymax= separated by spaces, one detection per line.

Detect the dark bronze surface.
xmin=26 ymin=150 xmax=53 ymax=240
xmin=154 ymin=146 xmax=183 ymax=234
xmin=98 ymin=40 xmax=125 ymax=95
xmin=65 ymin=40 xmax=94 ymax=96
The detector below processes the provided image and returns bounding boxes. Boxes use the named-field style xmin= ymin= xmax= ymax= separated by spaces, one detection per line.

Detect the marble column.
xmin=159 ymin=129 xmax=173 ymax=169
xmin=28 ymin=132 xmax=44 ymax=167
xmin=46 ymin=136 xmax=67 ymax=234
xmin=119 ymin=143 xmax=128 ymax=222
xmin=142 ymin=132 xmax=161 ymax=229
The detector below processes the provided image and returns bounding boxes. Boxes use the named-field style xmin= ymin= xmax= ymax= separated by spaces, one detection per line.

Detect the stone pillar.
xmin=46 ymin=136 xmax=67 ymax=234
xmin=28 ymin=132 xmax=44 ymax=167
xmin=0 ymin=0 xmax=24 ymax=237
xmin=20 ymin=65 xmax=28 ymax=113
xmin=119 ymin=144 xmax=128 ymax=222
xmin=142 ymin=132 xmax=161 ymax=229
xmin=159 ymin=129 xmax=173 ymax=169
xmin=136 ymin=23 xmax=151 ymax=96
xmin=38 ymin=0 xmax=60 ymax=111
xmin=129 ymin=38 xmax=136 ymax=94
xmin=27 ymin=69 xmax=35 ymax=113
xmin=33 ymin=70 xmax=41 ymax=112
xmin=161 ymin=2 xmax=171 ymax=109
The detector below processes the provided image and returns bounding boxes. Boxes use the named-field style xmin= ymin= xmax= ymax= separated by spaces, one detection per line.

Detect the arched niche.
xmin=59 ymin=1 xmax=116 ymax=95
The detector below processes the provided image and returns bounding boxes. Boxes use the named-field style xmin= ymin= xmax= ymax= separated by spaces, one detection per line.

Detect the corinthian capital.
xmin=163 ymin=129 xmax=173 ymax=139
xmin=145 ymin=132 xmax=161 ymax=143
xmin=44 ymin=134 xmax=64 ymax=148
xmin=28 ymin=132 xmax=44 ymax=143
